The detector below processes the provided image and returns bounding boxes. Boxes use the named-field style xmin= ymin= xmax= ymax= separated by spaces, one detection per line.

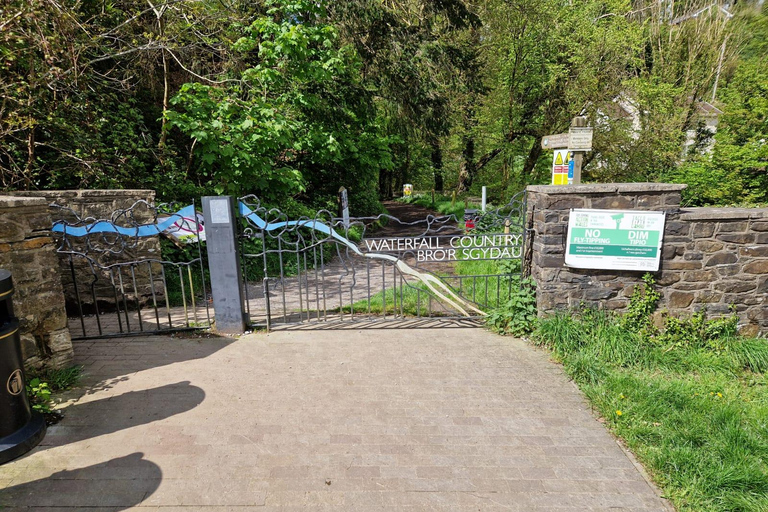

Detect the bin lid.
xmin=0 ymin=269 xmax=12 ymax=297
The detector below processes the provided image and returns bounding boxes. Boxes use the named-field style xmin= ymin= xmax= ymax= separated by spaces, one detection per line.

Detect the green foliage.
xmin=531 ymin=278 xmax=768 ymax=511
xmin=620 ymin=273 xmax=661 ymax=333
xmin=398 ymin=193 xmax=481 ymax=219
xmin=328 ymin=2 xmax=480 ymax=196
xmin=652 ymin=310 xmax=739 ymax=351
xmin=31 ymin=365 xmax=84 ymax=392
xmin=26 ymin=378 xmax=52 ymax=414
xmin=618 ymin=274 xmax=742 ymax=352
xmin=534 ymin=308 xmax=643 ymax=369
xmin=586 ymin=371 xmax=768 ymax=512
xmin=167 ymin=0 xmax=392 ymax=213
xmin=486 ymin=278 xmax=537 ymax=336
xmin=343 ymin=285 xmax=431 ymax=317
xmin=663 ymin=48 xmax=768 ymax=207
xmin=25 ymin=365 xmax=83 ymax=420
xmin=3 ymin=0 xmax=765 ymax=213
xmin=465 ymin=0 xmax=643 ymax=191
xmin=159 ymin=239 xmax=209 ymax=307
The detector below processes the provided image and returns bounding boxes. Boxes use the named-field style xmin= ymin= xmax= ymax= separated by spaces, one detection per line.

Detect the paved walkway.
xmin=0 ymin=328 xmax=672 ymax=511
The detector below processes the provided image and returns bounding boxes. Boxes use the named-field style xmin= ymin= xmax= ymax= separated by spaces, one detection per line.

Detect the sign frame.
xmin=339 ymin=187 xmax=350 ymax=228
xmin=565 ymin=208 xmax=666 ymax=271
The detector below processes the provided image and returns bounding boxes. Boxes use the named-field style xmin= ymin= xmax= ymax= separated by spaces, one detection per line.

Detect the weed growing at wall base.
xmin=25 ymin=378 xmax=52 ymax=415
xmin=531 ymin=276 xmax=768 ymax=512
xmin=486 ymin=277 xmax=537 ymax=336
xmin=27 ymin=365 xmax=84 ymax=425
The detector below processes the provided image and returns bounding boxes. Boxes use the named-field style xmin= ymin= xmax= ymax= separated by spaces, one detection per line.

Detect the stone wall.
xmin=11 ymin=190 xmax=162 ymax=315
xmin=663 ymin=208 xmax=768 ymax=336
xmin=0 ymin=196 xmax=74 ymax=369
xmin=526 ymin=183 xmax=768 ymax=336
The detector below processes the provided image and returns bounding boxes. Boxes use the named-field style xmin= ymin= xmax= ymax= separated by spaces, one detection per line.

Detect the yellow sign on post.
xmin=551 ymin=150 xmax=570 ymax=185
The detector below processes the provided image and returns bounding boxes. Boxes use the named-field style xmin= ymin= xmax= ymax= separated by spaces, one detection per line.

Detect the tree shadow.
xmin=67 ymin=333 xmax=233 ymax=395
xmin=39 ymin=381 xmax=204 ymax=451
xmin=0 ymin=452 xmax=161 ymax=509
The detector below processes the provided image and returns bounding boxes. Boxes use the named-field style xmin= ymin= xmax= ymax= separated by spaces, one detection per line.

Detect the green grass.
xmin=452 ymin=259 xmax=521 ymax=310
xmin=340 ymin=284 xmax=432 ymax=316
xmin=532 ymin=310 xmax=768 ymax=512
xmin=30 ymin=365 xmax=84 ymax=392
xmin=337 ymin=259 xmax=524 ymax=318
xmin=399 ymin=192 xmax=482 ymax=218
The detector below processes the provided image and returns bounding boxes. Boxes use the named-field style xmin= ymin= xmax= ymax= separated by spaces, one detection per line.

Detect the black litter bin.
xmin=0 ymin=269 xmax=46 ymax=464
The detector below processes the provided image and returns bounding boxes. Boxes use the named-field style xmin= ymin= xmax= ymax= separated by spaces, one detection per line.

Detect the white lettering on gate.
xmin=372 ymin=234 xmax=522 ymax=262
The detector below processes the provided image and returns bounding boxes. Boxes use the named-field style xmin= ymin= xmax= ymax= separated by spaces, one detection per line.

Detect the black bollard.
xmin=0 ymin=269 xmax=46 ymax=464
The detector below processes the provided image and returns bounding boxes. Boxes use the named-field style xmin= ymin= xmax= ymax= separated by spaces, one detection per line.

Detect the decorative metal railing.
xmin=50 ymin=200 xmax=211 ymax=339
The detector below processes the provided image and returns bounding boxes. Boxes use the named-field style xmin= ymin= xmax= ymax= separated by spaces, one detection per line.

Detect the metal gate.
xmin=238 ymin=192 xmax=528 ymax=329
xmin=51 ymin=200 xmax=211 ymax=340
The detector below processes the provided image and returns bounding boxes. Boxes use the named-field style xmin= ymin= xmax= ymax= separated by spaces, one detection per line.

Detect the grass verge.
xmin=340 ymin=284 xmax=431 ymax=316
xmin=530 ymin=281 xmax=768 ymax=512
xmin=398 ymin=192 xmax=482 ymax=218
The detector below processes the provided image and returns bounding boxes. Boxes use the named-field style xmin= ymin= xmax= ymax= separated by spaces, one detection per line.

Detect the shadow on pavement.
xmin=0 ymin=452 xmax=161 ymax=509
xmin=70 ymin=333 xmax=233 ymax=394
xmin=39 ymin=381 xmax=204 ymax=452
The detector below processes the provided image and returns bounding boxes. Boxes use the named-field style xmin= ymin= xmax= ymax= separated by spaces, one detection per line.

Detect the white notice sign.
xmin=565 ymin=209 xmax=666 ymax=271
xmin=568 ymin=127 xmax=594 ymax=151
xmin=208 ymin=198 xmax=231 ymax=224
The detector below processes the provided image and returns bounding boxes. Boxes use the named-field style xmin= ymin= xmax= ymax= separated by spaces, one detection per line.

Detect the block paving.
xmin=1 ymin=327 xmax=673 ymax=511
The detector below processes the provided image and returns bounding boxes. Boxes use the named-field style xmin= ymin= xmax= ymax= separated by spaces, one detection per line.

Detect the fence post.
xmin=202 ymin=196 xmax=247 ymax=334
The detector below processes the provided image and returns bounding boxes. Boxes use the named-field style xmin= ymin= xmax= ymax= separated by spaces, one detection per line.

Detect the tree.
xmin=166 ymin=0 xmax=393 ymax=213
xmin=662 ymin=4 xmax=768 ymax=205
xmin=458 ymin=0 xmax=641 ymax=193
xmin=328 ymin=0 xmax=480 ymax=196
xmin=588 ymin=0 xmax=737 ymax=183
xmin=0 ymin=0 xmax=242 ymax=194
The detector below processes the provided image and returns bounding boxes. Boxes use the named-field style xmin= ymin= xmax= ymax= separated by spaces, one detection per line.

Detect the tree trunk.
xmin=24 ymin=53 xmax=35 ymax=188
xmin=431 ymin=141 xmax=443 ymax=192
xmin=456 ymin=137 xmax=475 ymax=193
xmin=521 ymin=142 xmax=543 ymax=180
xmin=379 ymin=169 xmax=392 ymax=198
xmin=158 ymin=48 xmax=169 ymax=155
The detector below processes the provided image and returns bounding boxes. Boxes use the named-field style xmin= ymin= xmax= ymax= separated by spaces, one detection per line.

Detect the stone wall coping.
xmin=0 ymin=195 xmax=48 ymax=208
xmin=526 ymin=183 xmax=687 ymax=195
xmin=12 ymin=189 xmax=155 ymax=199
xmin=680 ymin=207 xmax=768 ymax=221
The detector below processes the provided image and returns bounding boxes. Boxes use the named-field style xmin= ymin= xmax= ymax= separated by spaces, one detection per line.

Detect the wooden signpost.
xmin=540 ymin=133 xmax=569 ymax=150
xmin=541 ymin=116 xmax=593 ymax=185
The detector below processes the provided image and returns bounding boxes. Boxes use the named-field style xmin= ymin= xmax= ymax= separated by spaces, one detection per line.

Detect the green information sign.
xmin=565 ymin=209 xmax=666 ymax=271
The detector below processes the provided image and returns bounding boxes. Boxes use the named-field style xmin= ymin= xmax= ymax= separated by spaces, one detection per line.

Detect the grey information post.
xmin=202 ymin=196 xmax=247 ymax=333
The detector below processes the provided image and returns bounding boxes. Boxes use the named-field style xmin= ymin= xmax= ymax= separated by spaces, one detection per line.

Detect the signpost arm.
xmin=571 ymin=116 xmax=586 ymax=185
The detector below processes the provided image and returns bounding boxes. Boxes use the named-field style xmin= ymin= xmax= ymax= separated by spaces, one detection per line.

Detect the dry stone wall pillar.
xmin=0 ymin=196 xmax=73 ymax=369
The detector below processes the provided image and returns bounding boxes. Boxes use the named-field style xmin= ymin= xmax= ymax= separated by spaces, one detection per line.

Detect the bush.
xmin=486 ymin=277 xmax=537 ymax=336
